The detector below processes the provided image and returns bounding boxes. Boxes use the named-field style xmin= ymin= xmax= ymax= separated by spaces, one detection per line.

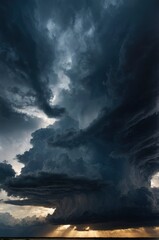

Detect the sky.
xmin=0 ymin=0 xmax=159 ymax=237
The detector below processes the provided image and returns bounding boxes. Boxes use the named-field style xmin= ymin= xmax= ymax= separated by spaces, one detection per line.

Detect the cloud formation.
xmin=1 ymin=0 xmax=159 ymax=236
xmin=0 ymin=162 xmax=15 ymax=184
xmin=0 ymin=0 xmax=65 ymax=118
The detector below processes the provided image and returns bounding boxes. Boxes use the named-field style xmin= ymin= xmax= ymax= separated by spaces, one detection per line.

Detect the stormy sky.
xmin=0 ymin=0 xmax=159 ymax=237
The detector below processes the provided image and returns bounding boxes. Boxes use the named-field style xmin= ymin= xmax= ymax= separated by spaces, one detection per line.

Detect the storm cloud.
xmin=0 ymin=162 xmax=15 ymax=184
xmin=1 ymin=0 xmax=159 ymax=236
xmin=0 ymin=0 xmax=65 ymax=118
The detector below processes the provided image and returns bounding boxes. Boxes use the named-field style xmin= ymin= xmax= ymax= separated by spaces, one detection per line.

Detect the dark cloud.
xmin=0 ymin=0 xmax=65 ymax=118
xmin=4 ymin=171 xmax=103 ymax=203
xmin=0 ymin=162 xmax=15 ymax=184
xmin=1 ymin=0 xmax=159 ymax=235
xmin=0 ymin=212 xmax=51 ymax=237
xmin=0 ymin=96 xmax=40 ymax=136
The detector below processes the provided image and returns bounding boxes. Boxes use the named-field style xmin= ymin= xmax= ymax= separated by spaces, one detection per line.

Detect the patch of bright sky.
xmin=0 ymin=204 xmax=55 ymax=219
xmin=0 ymin=133 xmax=30 ymax=175
xmin=151 ymin=172 xmax=159 ymax=188
xmin=0 ymin=190 xmax=55 ymax=219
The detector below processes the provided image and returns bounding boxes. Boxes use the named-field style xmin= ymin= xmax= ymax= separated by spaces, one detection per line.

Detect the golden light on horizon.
xmin=85 ymin=226 xmax=90 ymax=231
xmin=45 ymin=225 xmax=159 ymax=237
xmin=58 ymin=224 xmax=71 ymax=230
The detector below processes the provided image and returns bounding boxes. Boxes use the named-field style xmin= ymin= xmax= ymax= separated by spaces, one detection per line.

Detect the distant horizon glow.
xmin=45 ymin=225 xmax=159 ymax=237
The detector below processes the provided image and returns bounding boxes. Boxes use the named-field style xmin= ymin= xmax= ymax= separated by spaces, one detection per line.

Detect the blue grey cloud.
xmin=1 ymin=0 xmax=159 ymax=236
